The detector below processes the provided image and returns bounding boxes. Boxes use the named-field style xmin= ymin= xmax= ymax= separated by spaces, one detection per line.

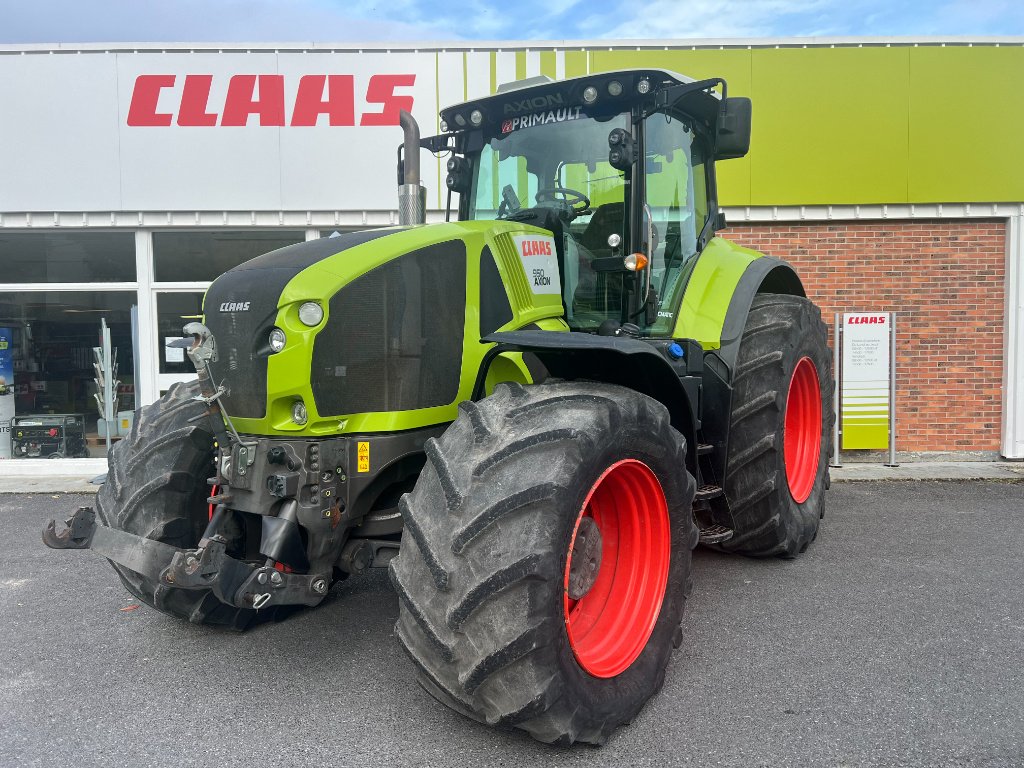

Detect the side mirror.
xmin=715 ymin=97 xmax=751 ymax=160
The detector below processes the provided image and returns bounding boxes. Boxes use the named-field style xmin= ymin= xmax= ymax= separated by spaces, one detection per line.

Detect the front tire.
xmin=390 ymin=381 xmax=697 ymax=745
xmin=720 ymin=294 xmax=833 ymax=557
xmin=95 ymin=380 xmax=290 ymax=629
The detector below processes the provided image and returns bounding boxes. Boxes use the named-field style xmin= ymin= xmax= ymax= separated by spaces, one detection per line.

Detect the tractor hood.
xmin=203 ymin=229 xmax=408 ymax=420
xmin=201 ymin=221 xmax=565 ymax=436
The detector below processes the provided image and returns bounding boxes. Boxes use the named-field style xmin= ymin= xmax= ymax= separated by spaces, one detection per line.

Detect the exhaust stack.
xmin=398 ymin=110 xmax=426 ymax=225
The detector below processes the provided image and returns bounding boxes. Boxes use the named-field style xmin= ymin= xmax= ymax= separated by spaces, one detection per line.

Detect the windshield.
xmin=463 ymin=107 xmax=709 ymax=336
xmin=468 ymin=111 xmax=632 ymax=331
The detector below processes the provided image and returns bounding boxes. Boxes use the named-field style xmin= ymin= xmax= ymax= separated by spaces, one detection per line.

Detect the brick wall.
xmin=719 ymin=220 xmax=1006 ymax=453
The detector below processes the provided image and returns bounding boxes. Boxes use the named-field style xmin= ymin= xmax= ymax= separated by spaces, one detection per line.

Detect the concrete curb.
xmin=0 ymin=458 xmax=108 ymax=494
xmin=2 ymin=461 xmax=1023 ymax=494
xmin=830 ymin=461 xmax=1024 ymax=482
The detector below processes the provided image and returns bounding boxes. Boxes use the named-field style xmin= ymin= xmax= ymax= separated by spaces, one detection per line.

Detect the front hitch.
xmin=42 ymin=506 xmax=96 ymax=549
xmin=43 ymin=507 xmax=329 ymax=610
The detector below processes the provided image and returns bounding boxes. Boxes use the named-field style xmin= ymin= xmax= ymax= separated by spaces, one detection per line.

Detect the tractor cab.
xmin=420 ymin=69 xmax=751 ymax=336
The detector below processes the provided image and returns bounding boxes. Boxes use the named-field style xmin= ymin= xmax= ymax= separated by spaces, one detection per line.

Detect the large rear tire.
xmin=95 ymin=380 xmax=290 ymax=629
xmin=390 ymin=381 xmax=697 ymax=745
xmin=720 ymin=294 xmax=833 ymax=557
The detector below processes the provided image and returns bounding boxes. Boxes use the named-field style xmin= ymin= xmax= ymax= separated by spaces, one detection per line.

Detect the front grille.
xmin=311 ymin=241 xmax=467 ymax=416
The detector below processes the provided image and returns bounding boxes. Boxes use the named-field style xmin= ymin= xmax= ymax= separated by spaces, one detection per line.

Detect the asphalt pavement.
xmin=1 ymin=481 xmax=1023 ymax=768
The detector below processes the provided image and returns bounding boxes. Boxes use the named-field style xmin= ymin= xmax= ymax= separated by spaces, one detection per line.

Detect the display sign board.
xmin=840 ymin=313 xmax=891 ymax=449
xmin=0 ymin=327 xmax=14 ymax=459
xmin=0 ymin=51 xmax=440 ymax=213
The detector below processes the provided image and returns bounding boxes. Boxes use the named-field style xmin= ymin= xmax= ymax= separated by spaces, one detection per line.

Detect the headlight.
xmin=582 ymin=85 xmax=598 ymax=104
xmin=269 ymin=327 xmax=286 ymax=352
xmin=470 ymin=109 xmax=483 ymax=126
xmin=292 ymin=401 xmax=308 ymax=425
xmin=298 ymin=302 xmax=324 ymax=327
xmin=439 ymin=119 xmax=449 ymax=133
xmin=607 ymin=80 xmax=623 ymax=96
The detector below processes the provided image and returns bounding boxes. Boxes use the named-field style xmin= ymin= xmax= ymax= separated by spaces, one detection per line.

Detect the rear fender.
xmin=701 ymin=256 xmax=805 ymax=480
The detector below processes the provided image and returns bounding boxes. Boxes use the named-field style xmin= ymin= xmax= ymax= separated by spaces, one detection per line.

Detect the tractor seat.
xmin=578 ymin=202 xmax=625 ymax=257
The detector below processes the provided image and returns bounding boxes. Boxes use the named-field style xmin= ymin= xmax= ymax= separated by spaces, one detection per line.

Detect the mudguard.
xmin=685 ymin=248 xmax=805 ymax=480
xmin=480 ymin=330 xmax=702 ymax=476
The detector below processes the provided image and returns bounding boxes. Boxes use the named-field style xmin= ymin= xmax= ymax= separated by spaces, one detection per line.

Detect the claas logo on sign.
xmin=847 ymin=316 xmax=887 ymax=324
xmin=127 ymin=74 xmax=415 ymax=127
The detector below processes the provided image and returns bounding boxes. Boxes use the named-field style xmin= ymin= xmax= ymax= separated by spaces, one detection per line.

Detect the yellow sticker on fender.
xmin=357 ymin=441 xmax=370 ymax=473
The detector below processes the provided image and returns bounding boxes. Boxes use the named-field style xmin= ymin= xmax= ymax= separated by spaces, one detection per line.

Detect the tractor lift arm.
xmin=43 ymin=506 xmax=329 ymax=610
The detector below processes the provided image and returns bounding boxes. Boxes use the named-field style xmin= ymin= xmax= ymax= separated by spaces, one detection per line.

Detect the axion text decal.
xmin=503 ymin=93 xmax=566 ymax=115
xmin=502 ymin=106 xmax=584 ymax=134
xmin=127 ymin=74 xmax=416 ymax=127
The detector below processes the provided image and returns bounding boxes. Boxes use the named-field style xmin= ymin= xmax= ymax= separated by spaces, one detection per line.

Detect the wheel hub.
xmin=566 ymin=516 xmax=602 ymax=600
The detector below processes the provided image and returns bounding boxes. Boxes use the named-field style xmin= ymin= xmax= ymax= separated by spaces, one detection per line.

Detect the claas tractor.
xmin=45 ymin=69 xmax=833 ymax=745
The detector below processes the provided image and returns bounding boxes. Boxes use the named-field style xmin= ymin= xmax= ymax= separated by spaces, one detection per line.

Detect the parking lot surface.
xmin=2 ymin=481 xmax=1022 ymax=767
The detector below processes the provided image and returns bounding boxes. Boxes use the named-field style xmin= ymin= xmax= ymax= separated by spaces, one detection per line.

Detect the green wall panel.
xmin=564 ymin=50 xmax=588 ymax=78
xmin=539 ymin=50 xmax=556 ymax=79
xmin=908 ymin=46 xmax=1024 ymax=202
xmin=573 ymin=44 xmax=1023 ymax=206
xmin=750 ymin=47 xmax=911 ymax=205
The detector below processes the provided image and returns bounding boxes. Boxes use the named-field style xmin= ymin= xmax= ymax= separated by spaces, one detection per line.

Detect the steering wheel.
xmin=535 ymin=187 xmax=591 ymax=219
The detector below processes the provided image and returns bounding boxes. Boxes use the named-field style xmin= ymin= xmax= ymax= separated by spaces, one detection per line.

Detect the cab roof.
xmin=438 ymin=68 xmax=723 ymax=136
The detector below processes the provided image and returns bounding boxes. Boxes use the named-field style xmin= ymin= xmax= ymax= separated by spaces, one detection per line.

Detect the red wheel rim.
xmin=784 ymin=357 xmax=822 ymax=504
xmin=563 ymin=459 xmax=671 ymax=678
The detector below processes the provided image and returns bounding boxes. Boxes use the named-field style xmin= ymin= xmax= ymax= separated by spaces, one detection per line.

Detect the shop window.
xmin=157 ymin=292 xmax=204 ymax=374
xmin=0 ymin=232 xmax=136 ymax=283
xmin=153 ymin=231 xmax=305 ymax=282
xmin=0 ymin=291 xmax=137 ymax=459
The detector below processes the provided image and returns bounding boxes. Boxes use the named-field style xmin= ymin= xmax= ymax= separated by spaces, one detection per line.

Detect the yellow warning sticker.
xmin=357 ymin=441 xmax=370 ymax=473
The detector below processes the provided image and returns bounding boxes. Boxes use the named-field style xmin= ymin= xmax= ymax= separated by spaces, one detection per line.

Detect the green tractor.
xmin=45 ymin=69 xmax=832 ymax=745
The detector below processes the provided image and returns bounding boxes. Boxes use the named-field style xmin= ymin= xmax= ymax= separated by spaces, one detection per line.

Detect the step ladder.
xmin=693 ymin=442 xmax=734 ymax=544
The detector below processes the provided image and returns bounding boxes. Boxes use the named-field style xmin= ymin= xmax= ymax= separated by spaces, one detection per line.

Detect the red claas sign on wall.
xmin=127 ymin=74 xmax=416 ymax=127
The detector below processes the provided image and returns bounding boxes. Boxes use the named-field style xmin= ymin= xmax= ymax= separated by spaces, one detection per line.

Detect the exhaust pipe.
xmin=398 ymin=109 xmax=427 ymax=225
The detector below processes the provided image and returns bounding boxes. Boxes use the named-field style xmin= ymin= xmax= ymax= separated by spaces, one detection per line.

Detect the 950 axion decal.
xmin=512 ymin=234 xmax=560 ymax=295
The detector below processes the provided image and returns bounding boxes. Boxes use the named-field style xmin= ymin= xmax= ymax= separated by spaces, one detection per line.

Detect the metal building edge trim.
xmin=1003 ymin=213 xmax=1024 ymax=459
xmin=1 ymin=37 xmax=1022 ymax=55
xmin=2 ymin=203 xmax=1024 ymax=230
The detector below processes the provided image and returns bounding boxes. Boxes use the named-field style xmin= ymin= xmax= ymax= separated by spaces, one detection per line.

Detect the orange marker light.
xmin=624 ymin=253 xmax=648 ymax=271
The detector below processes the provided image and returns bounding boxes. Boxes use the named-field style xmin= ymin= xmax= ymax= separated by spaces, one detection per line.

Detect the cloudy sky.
xmin=2 ymin=0 xmax=1022 ymax=42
